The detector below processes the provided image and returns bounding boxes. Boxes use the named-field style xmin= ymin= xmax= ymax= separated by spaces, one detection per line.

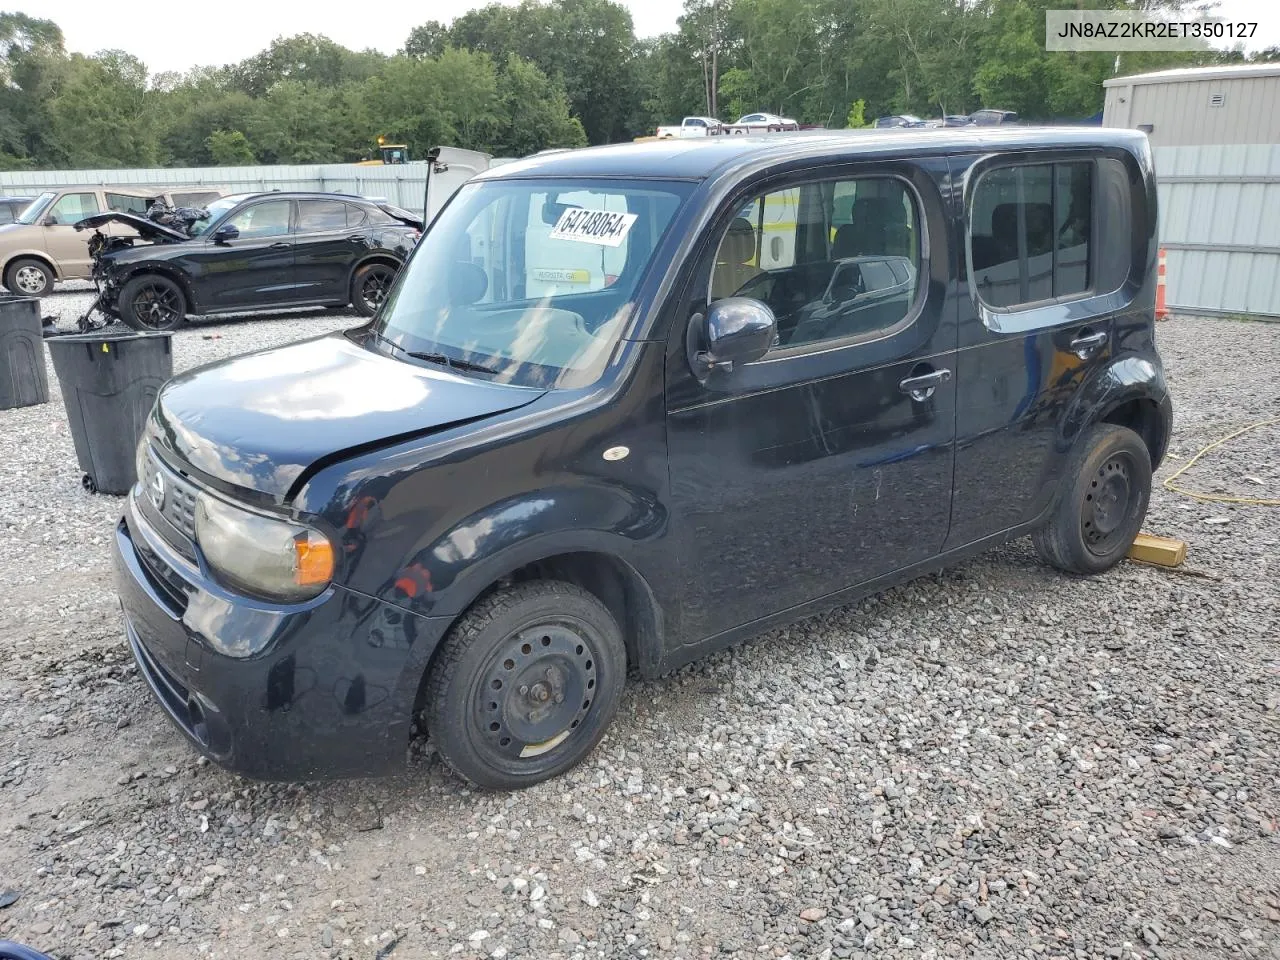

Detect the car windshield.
xmin=189 ymin=195 xmax=253 ymax=236
xmin=374 ymin=177 xmax=690 ymax=389
xmin=16 ymin=192 xmax=55 ymax=225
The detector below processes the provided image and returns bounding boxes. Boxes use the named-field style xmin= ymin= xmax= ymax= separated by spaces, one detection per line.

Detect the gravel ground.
xmin=1 ymin=295 xmax=1277 ymax=960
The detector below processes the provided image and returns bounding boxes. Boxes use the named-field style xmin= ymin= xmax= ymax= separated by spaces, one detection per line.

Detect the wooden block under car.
xmin=1127 ymin=533 xmax=1187 ymax=567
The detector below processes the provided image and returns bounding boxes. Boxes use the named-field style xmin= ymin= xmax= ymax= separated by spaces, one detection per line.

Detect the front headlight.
xmin=194 ymin=493 xmax=333 ymax=602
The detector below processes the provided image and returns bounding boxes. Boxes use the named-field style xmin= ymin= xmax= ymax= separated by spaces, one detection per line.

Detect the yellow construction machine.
xmin=355 ymin=137 xmax=410 ymax=166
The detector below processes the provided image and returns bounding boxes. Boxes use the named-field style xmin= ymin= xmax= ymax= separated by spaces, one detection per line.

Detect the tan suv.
xmin=0 ymin=185 xmax=224 ymax=296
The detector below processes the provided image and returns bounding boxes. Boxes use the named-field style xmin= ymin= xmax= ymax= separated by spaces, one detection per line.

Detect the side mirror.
xmin=213 ymin=223 xmax=240 ymax=243
xmin=691 ymin=297 xmax=777 ymax=378
xmin=43 ymin=215 xmax=58 ymax=227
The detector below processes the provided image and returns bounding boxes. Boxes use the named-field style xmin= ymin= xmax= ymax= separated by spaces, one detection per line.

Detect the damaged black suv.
xmin=80 ymin=191 xmax=421 ymax=330
xmin=113 ymin=129 xmax=1171 ymax=790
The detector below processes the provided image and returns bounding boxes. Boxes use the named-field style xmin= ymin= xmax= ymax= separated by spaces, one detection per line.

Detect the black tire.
xmin=424 ymin=581 xmax=626 ymax=790
xmin=119 ymin=274 xmax=187 ymax=332
xmin=1032 ymin=423 xmax=1152 ymax=575
xmin=351 ymin=262 xmax=397 ymax=317
xmin=4 ymin=257 xmax=54 ymax=297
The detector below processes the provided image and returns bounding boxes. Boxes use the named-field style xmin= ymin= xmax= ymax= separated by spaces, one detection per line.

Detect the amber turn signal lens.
xmin=294 ymin=533 xmax=335 ymax=587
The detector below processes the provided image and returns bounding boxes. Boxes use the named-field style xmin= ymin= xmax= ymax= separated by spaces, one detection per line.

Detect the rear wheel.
xmin=119 ymin=274 xmax=187 ymax=332
xmin=5 ymin=258 xmax=53 ymax=297
xmin=424 ymin=581 xmax=626 ymax=790
xmin=351 ymin=262 xmax=397 ymax=317
xmin=1032 ymin=423 xmax=1151 ymax=575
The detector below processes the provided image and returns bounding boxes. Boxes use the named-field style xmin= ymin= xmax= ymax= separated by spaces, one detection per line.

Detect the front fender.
xmin=335 ymin=480 xmax=667 ymax=620
xmin=1060 ymin=354 xmax=1171 ymax=459
xmin=112 ymin=260 xmax=201 ymax=312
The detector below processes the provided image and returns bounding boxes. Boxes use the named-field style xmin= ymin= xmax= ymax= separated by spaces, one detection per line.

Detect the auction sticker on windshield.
xmin=533 ymin=268 xmax=591 ymax=283
xmin=549 ymin=207 xmax=637 ymax=247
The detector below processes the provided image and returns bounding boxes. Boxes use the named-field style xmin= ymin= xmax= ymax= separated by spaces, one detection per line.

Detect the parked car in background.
xmin=113 ymin=127 xmax=1170 ymax=790
xmin=874 ymin=115 xmax=925 ymax=128
xmin=734 ymin=112 xmax=799 ymax=130
xmin=0 ymin=185 xmax=224 ymax=297
xmin=971 ymin=108 xmax=1019 ymax=125
xmin=924 ymin=115 xmax=975 ymax=128
xmin=0 ymin=196 xmax=34 ymax=224
xmin=79 ymin=191 xmax=421 ymax=330
xmin=655 ymin=116 xmax=723 ymax=138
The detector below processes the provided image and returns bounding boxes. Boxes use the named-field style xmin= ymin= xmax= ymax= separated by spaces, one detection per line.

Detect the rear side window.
xmin=0 ymin=206 xmax=13 ymax=224
xmin=106 ymin=193 xmax=152 ymax=216
xmin=172 ymin=191 xmax=221 ymax=208
xmin=296 ymin=199 xmax=350 ymax=232
xmin=970 ymin=161 xmax=1093 ymax=309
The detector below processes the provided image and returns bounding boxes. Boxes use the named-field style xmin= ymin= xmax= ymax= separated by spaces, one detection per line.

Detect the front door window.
xmin=224 ymin=200 xmax=291 ymax=239
xmin=47 ymin=192 xmax=101 ymax=225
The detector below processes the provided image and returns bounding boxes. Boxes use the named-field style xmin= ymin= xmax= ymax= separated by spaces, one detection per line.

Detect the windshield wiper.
xmin=368 ymin=330 xmax=501 ymax=376
xmin=407 ymin=351 xmax=502 ymax=376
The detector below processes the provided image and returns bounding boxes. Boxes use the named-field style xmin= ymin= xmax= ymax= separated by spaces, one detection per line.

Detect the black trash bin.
xmin=47 ymin=330 xmax=173 ymax=495
xmin=0 ymin=294 xmax=48 ymax=410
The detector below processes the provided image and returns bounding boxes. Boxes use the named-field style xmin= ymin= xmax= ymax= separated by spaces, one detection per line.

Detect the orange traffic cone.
xmin=1155 ymin=247 xmax=1169 ymax=321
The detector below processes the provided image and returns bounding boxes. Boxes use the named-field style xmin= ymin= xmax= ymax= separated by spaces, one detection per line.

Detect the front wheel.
xmin=1032 ymin=423 xmax=1152 ymax=575
xmin=5 ymin=257 xmax=54 ymax=297
xmin=119 ymin=274 xmax=187 ymax=332
xmin=351 ymin=262 xmax=397 ymax=317
xmin=424 ymin=581 xmax=627 ymax=790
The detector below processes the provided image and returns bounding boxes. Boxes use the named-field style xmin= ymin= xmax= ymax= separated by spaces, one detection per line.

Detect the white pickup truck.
xmin=654 ymin=116 xmax=723 ymax=138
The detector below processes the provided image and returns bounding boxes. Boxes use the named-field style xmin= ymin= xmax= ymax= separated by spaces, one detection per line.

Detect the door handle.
xmin=1069 ymin=330 xmax=1108 ymax=358
xmin=270 ymin=241 xmax=291 ymax=250
xmin=348 ymin=236 xmax=367 ymax=244
xmin=898 ymin=367 xmax=952 ymax=402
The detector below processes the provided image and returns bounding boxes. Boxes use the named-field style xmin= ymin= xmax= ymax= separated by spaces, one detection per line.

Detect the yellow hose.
xmin=1162 ymin=416 xmax=1280 ymax=506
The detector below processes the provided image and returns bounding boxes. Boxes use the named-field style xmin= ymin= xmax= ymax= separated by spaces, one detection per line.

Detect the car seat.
xmin=711 ymin=217 xmax=763 ymax=299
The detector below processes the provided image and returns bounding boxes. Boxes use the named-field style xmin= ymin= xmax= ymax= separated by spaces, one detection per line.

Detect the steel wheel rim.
xmin=1082 ymin=453 xmax=1135 ymax=555
xmin=470 ymin=619 xmax=600 ymax=771
xmin=361 ymin=269 xmax=393 ymax=310
xmin=14 ymin=265 xmax=45 ymax=294
xmin=134 ymin=283 xmax=181 ymax=329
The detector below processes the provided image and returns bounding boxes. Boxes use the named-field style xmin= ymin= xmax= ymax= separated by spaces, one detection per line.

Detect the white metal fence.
xmin=0 ymin=148 xmax=501 ymax=223
xmin=1154 ymin=144 xmax=1280 ymax=319
xmin=3 ymin=144 xmax=1276 ymax=319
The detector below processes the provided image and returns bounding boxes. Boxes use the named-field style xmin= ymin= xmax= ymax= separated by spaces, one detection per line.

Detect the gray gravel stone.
xmin=0 ymin=303 xmax=1277 ymax=959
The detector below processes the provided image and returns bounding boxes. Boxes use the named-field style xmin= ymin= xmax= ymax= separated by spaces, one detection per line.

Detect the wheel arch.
xmin=118 ymin=262 xmax=199 ymax=313
xmin=3 ymin=251 xmax=59 ymax=284
xmin=1060 ymin=355 xmax=1172 ymax=469
xmin=409 ymin=544 xmax=666 ymax=720
xmin=1100 ymin=396 xmax=1168 ymax=469
xmin=347 ymin=252 xmax=402 ymax=290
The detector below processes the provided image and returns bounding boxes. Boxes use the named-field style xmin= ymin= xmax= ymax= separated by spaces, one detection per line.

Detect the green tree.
xmin=46 ymin=50 xmax=156 ymax=167
xmin=493 ymin=55 xmax=588 ymax=155
xmin=231 ymin=33 xmax=385 ymax=97
xmin=403 ymin=21 xmax=449 ymax=59
xmin=205 ymin=129 xmax=255 ymax=165
xmin=846 ymin=98 xmax=869 ymax=127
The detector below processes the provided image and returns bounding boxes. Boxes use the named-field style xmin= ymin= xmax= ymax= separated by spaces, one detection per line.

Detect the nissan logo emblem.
xmin=149 ymin=469 xmax=166 ymax=510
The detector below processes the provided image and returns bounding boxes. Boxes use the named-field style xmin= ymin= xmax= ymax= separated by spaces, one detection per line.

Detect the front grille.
xmin=137 ymin=446 xmax=200 ymax=551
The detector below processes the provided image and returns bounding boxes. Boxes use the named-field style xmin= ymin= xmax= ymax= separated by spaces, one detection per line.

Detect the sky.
xmin=23 ymin=0 xmax=1280 ymax=76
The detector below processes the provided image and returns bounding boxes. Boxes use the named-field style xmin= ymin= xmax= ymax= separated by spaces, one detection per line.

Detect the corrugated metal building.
xmin=1104 ymin=65 xmax=1280 ymax=319
xmin=1103 ymin=64 xmax=1280 ymax=149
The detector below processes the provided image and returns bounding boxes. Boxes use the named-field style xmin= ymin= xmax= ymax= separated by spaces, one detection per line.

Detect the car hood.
xmin=150 ymin=333 xmax=545 ymax=500
xmin=75 ymin=212 xmax=190 ymax=243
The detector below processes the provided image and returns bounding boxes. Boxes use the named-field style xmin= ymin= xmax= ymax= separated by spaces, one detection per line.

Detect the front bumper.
xmin=113 ymin=494 xmax=450 ymax=781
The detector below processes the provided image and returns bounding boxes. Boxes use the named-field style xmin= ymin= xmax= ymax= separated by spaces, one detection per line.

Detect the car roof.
xmin=477 ymin=126 xmax=1150 ymax=184
xmin=221 ymin=191 xmax=383 ymax=203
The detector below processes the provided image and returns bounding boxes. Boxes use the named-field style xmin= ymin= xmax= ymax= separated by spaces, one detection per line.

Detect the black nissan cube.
xmin=115 ymin=128 xmax=1172 ymax=789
